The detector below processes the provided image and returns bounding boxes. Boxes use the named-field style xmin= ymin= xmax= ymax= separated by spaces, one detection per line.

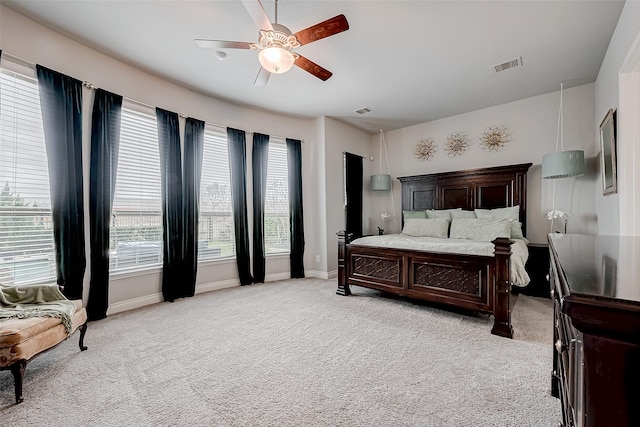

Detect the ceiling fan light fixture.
xmin=195 ymin=2 xmax=349 ymax=84
xmin=258 ymin=46 xmax=295 ymax=74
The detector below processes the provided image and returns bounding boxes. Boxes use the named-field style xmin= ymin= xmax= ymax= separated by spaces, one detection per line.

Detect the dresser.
xmin=548 ymin=234 xmax=640 ymax=427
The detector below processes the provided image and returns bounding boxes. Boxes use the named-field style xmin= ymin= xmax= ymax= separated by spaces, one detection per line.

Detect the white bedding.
xmin=350 ymin=234 xmax=531 ymax=287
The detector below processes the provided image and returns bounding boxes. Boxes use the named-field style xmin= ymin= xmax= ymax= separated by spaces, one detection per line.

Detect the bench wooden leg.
xmin=10 ymin=360 xmax=27 ymax=404
xmin=4 ymin=320 xmax=88 ymax=403
xmin=78 ymin=323 xmax=88 ymax=351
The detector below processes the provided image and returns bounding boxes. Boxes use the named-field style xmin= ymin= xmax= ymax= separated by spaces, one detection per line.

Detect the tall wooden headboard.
xmin=398 ymin=163 xmax=532 ymax=237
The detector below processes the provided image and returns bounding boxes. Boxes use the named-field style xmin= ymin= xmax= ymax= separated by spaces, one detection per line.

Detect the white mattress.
xmin=350 ymin=234 xmax=531 ymax=287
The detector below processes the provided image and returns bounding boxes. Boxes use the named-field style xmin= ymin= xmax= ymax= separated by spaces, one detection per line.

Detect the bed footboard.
xmin=336 ymin=232 xmax=513 ymax=338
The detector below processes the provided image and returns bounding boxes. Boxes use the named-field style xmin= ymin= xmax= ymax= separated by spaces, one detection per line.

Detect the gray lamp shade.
xmin=370 ymin=174 xmax=391 ymax=191
xmin=542 ymin=150 xmax=585 ymax=179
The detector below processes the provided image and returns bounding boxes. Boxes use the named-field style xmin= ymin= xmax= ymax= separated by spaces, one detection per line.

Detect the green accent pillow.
xmin=403 ymin=210 xmax=427 ymax=219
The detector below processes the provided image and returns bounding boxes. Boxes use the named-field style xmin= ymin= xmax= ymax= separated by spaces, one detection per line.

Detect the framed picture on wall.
xmin=599 ymin=108 xmax=617 ymax=195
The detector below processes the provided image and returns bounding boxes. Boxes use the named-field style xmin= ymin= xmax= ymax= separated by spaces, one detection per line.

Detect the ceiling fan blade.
xmin=241 ymin=0 xmax=273 ymax=32
xmin=254 ymin=67 xmax=271 ymax=86
xmin=294 ymin=55 xmax=333 ymax=81
xmin=293 ymin=14 xmax=349 ymax=46
xmin=195 ymin=39 xmax=253 ymax=50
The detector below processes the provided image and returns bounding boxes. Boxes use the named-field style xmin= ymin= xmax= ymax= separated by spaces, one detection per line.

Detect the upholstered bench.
xmin=0 ymin=300 xmax=87 ymax=403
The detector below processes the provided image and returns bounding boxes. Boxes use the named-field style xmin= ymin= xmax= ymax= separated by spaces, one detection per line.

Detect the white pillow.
xmin=450 ymin=209 xmax=476 ymax=219
xmin=475 ymin=205 xmax=519 ymax=220
xmin=402 ymin=218 xmax=450 ymax=238
xmin=450 ymin=218 xmax=512 ymax=241
xmin=426 ymin=208 xmax=461 ymax=219
xmin=475 ymin=206 xmax=523 ymax=239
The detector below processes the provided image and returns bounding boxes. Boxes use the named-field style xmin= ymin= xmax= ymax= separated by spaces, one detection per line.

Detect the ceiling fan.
xmin=195 ymin=0 xmax=349 ymax=85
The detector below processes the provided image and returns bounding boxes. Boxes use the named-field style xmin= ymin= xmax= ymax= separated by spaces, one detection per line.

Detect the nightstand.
xmin=518 ymin=242 xmax=551 ymax=298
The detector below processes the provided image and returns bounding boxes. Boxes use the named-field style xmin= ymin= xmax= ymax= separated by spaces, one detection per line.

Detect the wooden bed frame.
xmin=336 ymin=163 xmax=532 ymax=338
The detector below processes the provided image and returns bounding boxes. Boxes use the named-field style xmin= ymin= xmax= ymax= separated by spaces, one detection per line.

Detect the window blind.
xmin=110 ymin=107 xmax=163 ymax=272
xmin=198 ymin=125 xmax=235 ymax=260
xmin=0 ymin=67 xmax=56 ymax=285
xmin=265 ymin=138 xmax=290 ymax=254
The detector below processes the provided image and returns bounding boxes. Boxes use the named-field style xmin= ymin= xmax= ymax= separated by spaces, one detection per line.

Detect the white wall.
xmin=594 ymin=1 xmax=640 ymax=236
xmin=369 ymin=84 xmax=597 ymax=244
xmin=323 ymin=117 xmax=373 ymax=275
xmin=1 ymin=5 xmax=363 ymax=311
xmin=306 ymin=117 xmax=329 ymax=276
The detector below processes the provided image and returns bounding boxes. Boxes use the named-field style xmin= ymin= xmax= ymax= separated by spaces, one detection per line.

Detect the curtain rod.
xmin=84 ymin=83 xmax=188 ymax=119
xmin=0 ymin=51 xmax=34 ymax=70
xmin=119 ymin=96 xmax=189 ymax=118
xmin=1 ymin=50 xmax=303 ymax=142
xmin=85 ymin=81 xmax=300 ymax=141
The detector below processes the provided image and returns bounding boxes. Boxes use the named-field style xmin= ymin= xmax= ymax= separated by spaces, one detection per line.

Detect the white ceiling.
xmin=3 ymin=0 xmax=625 ymax=134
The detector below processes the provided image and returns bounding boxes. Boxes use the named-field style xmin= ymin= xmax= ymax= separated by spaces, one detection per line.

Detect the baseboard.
xmin=305 ymin=269 xmax=337 ymax=280
xmin=265 ymin=272 xmax=291 ymax=282
xmin=195 ymin=279 xmax=239 ymax=294
xmin=305 ymin=270 xmax=321 ymax=279
xmin=107 ymin=279 xmax=240 ymax=316
xmin=107 ymin=293 xmax=163 ymax=316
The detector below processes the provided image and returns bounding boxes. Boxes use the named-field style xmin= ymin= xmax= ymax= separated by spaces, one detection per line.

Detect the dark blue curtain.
xmin=344 ymin=152 xmax=363 ymax=238
xmin=87 ymin=89 xmax=123 ymax=320
xmin=227 ymin=127 xmax=253 ymax=286
xmin=156 ymin=108 xmax=183 ymax=302
xmin=251 ymin=133 xmax=269 ymax=283
xmin=182 ymin=117 xmax=205 ymax=297
xmin=36 ymin=65 xmax=86 ymax=299
xmin=286 ymin=139 xmax=305 ymax=278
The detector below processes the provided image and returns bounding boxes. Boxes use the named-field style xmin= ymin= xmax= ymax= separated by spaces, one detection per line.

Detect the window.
xmin=0 ymin=64 xmax=56 ymax=286
xmin=264 ymin=138 xmax=289 ymax=254
xmin=198 ymin=125 xmax=235 ymax=260
xmin=110 ymin=106 xmax=163 ymax=272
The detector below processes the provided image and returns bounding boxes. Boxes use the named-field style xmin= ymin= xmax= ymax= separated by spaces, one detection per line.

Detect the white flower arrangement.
xmin=545 ymin=210 xmax=570 ymax=220
xmin=378 ymin=213 xmax=390 ymax=235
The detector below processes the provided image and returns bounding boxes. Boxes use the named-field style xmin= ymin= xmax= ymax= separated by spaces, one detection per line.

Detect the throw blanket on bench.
xmin=0 ymin=285 xmax=76 ymax=334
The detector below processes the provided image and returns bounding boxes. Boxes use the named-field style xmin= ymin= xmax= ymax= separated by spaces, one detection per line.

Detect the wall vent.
xmin=355 ymin=107 xmax=372 ymax=114
xmin=493 ymin=57 xmax=523 ymax=73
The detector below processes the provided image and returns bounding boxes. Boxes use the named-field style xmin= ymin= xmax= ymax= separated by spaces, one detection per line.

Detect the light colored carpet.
xmin=512 ymin=293 xmax=554 ymax=345
xmin=1 ymin=278 xmax=560 ymax=426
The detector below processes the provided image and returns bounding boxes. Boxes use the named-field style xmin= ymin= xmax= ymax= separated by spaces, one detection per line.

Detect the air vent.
xmin=355 ymin=107 xmax=372 ymax=115
xmin=493 ymin=57 xmax=523 ymax=73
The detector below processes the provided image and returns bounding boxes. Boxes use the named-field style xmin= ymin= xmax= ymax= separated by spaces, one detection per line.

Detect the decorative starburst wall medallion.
xmin=479 ymin=125 xmax=511 ymax=152
xmin=414 ymin=138 xmax=437 ymax=161
xmin=444 ymin=132 xmax=471 ymax=157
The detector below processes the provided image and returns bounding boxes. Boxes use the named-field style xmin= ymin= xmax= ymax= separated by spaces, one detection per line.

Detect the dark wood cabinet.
xmin=548 ymin=234 xmax=640 ymax=427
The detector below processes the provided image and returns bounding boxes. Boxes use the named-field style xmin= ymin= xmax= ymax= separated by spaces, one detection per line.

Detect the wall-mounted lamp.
xmin=542 ymin=83 xmax=585 ymax=179
xmin=542 ymin=150 xmax=585 ymax=179
xmin=371 ymin=129 xmax=391 ymax=191
xmin=542 ymin=83 xmax=585 ymax=234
